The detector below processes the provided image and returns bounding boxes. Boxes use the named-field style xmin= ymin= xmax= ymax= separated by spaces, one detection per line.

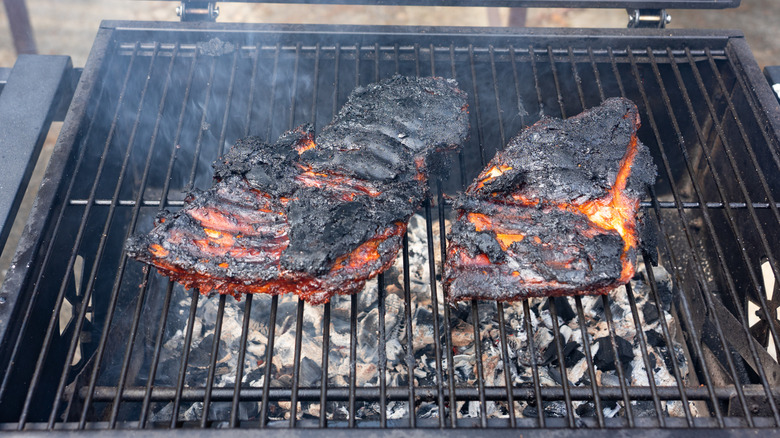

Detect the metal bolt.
xmin=176 ymin=4 xmax=183 ymax=17
xmin=211 ymin=4 xmax=220 ymax=19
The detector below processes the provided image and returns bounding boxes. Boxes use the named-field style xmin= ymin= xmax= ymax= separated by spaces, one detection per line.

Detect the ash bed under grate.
xmin=1 ymin=23 xmax=780 ymax=433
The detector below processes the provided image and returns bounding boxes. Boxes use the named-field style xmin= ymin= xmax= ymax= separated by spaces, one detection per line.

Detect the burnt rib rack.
xmin=0 ymin=23 xmax=780 ymax=435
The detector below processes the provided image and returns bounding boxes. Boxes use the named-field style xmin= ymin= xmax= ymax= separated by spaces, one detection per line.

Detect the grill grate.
xmin=1 ymin=23 xmax=779 ymax=432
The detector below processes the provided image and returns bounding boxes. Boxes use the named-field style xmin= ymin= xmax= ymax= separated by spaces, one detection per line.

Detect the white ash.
xmin=125 ymin=213 xmax=693 ymax=424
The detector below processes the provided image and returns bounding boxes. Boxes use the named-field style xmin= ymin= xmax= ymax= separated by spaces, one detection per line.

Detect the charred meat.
xmin=126 ymin=75 xmax=469 ymax=304
xmin=444 ymin=97 xmax=656 ymax=303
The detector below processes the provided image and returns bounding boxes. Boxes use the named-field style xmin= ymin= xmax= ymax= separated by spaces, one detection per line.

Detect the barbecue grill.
xmin=1 ymin=0 xmax=780 ymax=435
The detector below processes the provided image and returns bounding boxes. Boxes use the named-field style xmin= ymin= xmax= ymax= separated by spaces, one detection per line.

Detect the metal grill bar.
xmin=288 ymin=299 xmax=305 ymax=427
xmin=113 ymin=42 xmax=730 ymax=58
xmin=466 ymin=44 xmax=491 ymax=427
xmin=601 ymin=293 xmax=636 ymax=426
xmin=185 ymin=57 xmax=216 ymax=189
xmin=721 ymin=44 xmax=780 ymax=187
xmin=264 ymin=44 xmax=281 ymax=142
xmin=547 ymin=46 xmax=566 ymax=118
xmin=171 ymin=290 xmax=201 ymax=427
xmin=468 ymin=45 xmax=486 ymax=167
xmin=424 ymin=45 xmax=445 ymax=422
xmin=623 ymin=283 xmax=665 ymax=427
xmin=65 ymin=198 xmax=780 ymax=210
xmin=216 ymin=50 xmax=239 ymax=157
xmin=348 ymin=45 xmax=360 ymax=428
xmin=477 ymin=76 xmax=508 ymax=438
xmin=140 ymin=281 xmax=175 ymax=427
xmin=469 ymin=301 xmax=488 ymax=427
xmin=547 ymin=299 xmax=576 ymax=427
xmin=402 ymin=236 xmax=417 ymax=427
xmin=436 ymin=184 xmax=458 ymax=428
xmin=489 ymin=46 xmax=506 ymax=146
xmin=78 ymin=383 xmax=780 ymax=403
xmin=495 ymin=303 xmax=516 ymax=427
xmin=319 ymin=301 xmax=331 ymax=428
xmin=568 ymin=47 xmax=587 ymax=111
xmin=584 ymin=47 xmax=664 ymax=427
xmin=106 ymin=258 xmax=151 ymax=428
xmin=287 ymin=43 xmax=306 ymax=429
xmin=348 ymin=294 xmax=358 ymax=427
xmin=201 ymin=294 xmax=227 ymax=426
xmin=258 ymin=295 xmax=279 ymax=428
xmin=573 ymin=297 xmax=605 ymax=428
xmin=377 ymin=273 xmax=388 ymax=428
xmin=521 ymin=300 xmax=545 ymax=428
xmin=545 ymin=49 xmax=591 ymax=428
xmin=8 ymin=417 xmax=780 ymax=431
xmin=242 ymin=43 xmax=261 ymax=137
xmin=230 ymin=294 xmax=253 ymax=428
xmin=642 ymin=252 xmax=695 ymax=424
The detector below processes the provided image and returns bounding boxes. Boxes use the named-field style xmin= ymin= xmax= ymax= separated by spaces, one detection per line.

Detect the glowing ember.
xmin=574 ymin=135 xmax=641 ymax=282
xmin=445 ymin=97 xmax=656 ymax=303
xmin=474 ymin=164 xmax=512 ymax=190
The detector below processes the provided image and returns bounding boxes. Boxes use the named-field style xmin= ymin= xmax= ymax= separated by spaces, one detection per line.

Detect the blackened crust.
xmin=445 ymin=97 xmax=656 ymax=303
xmin=126 ymin=76 xmax=469 ymax=304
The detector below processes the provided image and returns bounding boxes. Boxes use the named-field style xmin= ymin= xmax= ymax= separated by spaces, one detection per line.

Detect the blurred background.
xmin=0 ymin=0 xmax=778 ymax=69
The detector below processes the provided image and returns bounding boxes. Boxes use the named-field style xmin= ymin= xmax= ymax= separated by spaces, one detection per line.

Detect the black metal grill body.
xmin=1 ymin=22 xmax=780 ymax=435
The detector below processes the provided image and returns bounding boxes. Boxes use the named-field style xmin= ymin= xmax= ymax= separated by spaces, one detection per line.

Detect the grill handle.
xmin=0 ymin=55 xmax=75 ymax=252
xmin=765 ymin=66 xmax=780 ymax=104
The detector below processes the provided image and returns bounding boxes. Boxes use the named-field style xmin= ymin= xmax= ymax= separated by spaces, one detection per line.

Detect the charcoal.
xmin=633 ymin=400 xmax=658 ymax=417
xmin=548 ymin=367 xmax=575 ymax=387
xmin=542 ymin=338 xmax=584 ymax=368
xmin=590 ymin=298 xmax=605 ymax=320
xmin=417 ymin=403 xmax=439 ymax=419
xmin=602 ymin=401 xmax=620 ymax=418
xmin=600 ymin=372 xmax=621 ymax=387
xmin=610 ymin=303 xmax=625 ymax=320
xmin=126 ymin=75 xmax=468 ymax=304
xmin=565 ymin=343 xmax=586 ymax=368
xmin=576 ymin=401 xmax=596 ymax=417
xmin=642 ymin=300 xmax=660 ymax=324
xmin=594 ymin=336 xmax=634 ymax=374
xmin=445 ymin=98 xmax=657 ymax=303
xmin=576 ymin=375 xmax=591 ymax=387
xmin=644 ymin=330 xmax=666 ymax=348
xmin=648 ymin=352 xmax=658 ymax=370
xmin=543 ymin=297 xmax=576 ymax=323
xmin=523 ymin=401 xmax=568 ymax=418
xmin=125 ymin=219 xmax=691 ymax=424
xmin=299 ymin=357 xmax=322 ymax=387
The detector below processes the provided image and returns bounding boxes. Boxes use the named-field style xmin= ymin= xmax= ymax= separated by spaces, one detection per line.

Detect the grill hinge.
xmin=176 ymin=1 xmax=219 ymax=22
xmin=627 ymin=9 xmax=671 ymax=29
